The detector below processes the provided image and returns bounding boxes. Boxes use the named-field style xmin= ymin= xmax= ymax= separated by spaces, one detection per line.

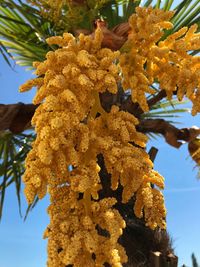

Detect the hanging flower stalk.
xmin=20 ymin=6 xmax=200 ymax=267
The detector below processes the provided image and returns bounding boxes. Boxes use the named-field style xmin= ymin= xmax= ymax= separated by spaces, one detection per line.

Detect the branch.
xmin=137 ymin=119 xmax=200 ymax=148
xmin=0 ymin=103 xmax=37 ymax=133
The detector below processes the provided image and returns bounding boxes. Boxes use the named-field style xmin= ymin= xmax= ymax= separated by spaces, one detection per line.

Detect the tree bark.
xmin=0 ymin=103 xmax=37 ymax=133
xmin=137 ymin=119 xmax=200 ymax=148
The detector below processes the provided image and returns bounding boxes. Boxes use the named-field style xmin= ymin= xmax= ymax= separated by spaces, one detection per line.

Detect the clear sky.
xmin=1 ymin=2 xmax=200 ymax=267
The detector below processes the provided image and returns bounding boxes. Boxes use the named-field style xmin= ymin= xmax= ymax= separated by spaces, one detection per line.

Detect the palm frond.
xmin=24 ymin=196 xmax=39 ymax=221
xmin=0 ymin=41 xmax=15 ymax=68
xmin=146 ymin=131 xmax=161 ymax=140
xmin=143 ymin=0 xmax=154 ymax=7
xmin=0 ymin=0 xmax=55 ymax=67
xmin=100 ymin=2 xmax=124 ymax=28
xmin=0 ymin=131 xmax=35 ymax=219
xmin=142 ymin=99 xmax=190 ymax=121
xmin=122 ymin=0 xmax=141 ymax=21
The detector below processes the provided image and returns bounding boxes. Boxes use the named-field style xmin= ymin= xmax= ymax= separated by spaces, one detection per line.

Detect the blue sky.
xmin=1 ymin=2 xmax=200 ymax=266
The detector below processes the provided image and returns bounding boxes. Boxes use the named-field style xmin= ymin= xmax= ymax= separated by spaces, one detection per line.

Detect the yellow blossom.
xmin=120 ymin=7 xmax=200 ymax=114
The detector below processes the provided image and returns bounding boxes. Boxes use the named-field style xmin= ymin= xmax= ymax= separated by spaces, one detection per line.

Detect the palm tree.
xmin=1 ymin=1 xmax=200 ymax=266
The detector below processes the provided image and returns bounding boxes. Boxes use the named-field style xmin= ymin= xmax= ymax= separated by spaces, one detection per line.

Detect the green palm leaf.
xmin=0 ymin=0 xmax=55 ymax=67
xmin=142 ymin=99 xmax=190 ymax=121
xmin=0 ymin=41 xmax=14 ymax=68
xmin=0 ymin=131 xmax=35 ymax=219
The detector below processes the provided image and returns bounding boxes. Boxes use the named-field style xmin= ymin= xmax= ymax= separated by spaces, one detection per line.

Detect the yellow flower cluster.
xmin=120 ymin=7 xmax=200 ymax=114
xmin=20 ymin=27 xmax=119 ymax=194
xmin=158 ymin=24 xmax=200 ymax=115
xmin=134 ymin=171 xmax=166 ymax=229
xmin=28 ymin=0 xmax=111 ymax=28
xmin=120 ymin=7 xmax=174 ymax=112
xmin=87 ymin=106 xmax=166 ymax=230
xmin=87 ymin=106 xmax=151 ymax=200
xmin=28 ymin=0 xmax=86 ymax=27
xmin=45 ymin=192 xmax=127 ymax=266
xmin=20 ymin=23 xmax=166 ymax=267
xmin=20 ymin=29 xmax=126 ymax=266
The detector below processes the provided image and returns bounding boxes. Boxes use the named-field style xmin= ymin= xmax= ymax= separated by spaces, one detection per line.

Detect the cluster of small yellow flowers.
xmin=120 ymin=7 xmax=200 ymax=115
xmin=120 ymin=7 xmax=174 ymax=112
xmin=28 ymin=0 xmax=111 ymax=28
xmin=28 ymin=0 xmax=70 ymax=23
xmin=45 ymin=189 xmax=127 ymax=267
xmin=134 ymin=171 xmax=166 ymax=229
xmin=87 ymin=106 xmax=166 ymax=222
xmin=20 ymin=28 xmax=127 ymax=266
xmin=158 ymin=24 xmax=200 ymax=115
xmin=20 ymin=24 xmax=167 ymax=266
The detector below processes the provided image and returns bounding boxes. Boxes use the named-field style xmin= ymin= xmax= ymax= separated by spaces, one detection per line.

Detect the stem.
xmin=89 ymin=91 xmax=106 ymax=119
